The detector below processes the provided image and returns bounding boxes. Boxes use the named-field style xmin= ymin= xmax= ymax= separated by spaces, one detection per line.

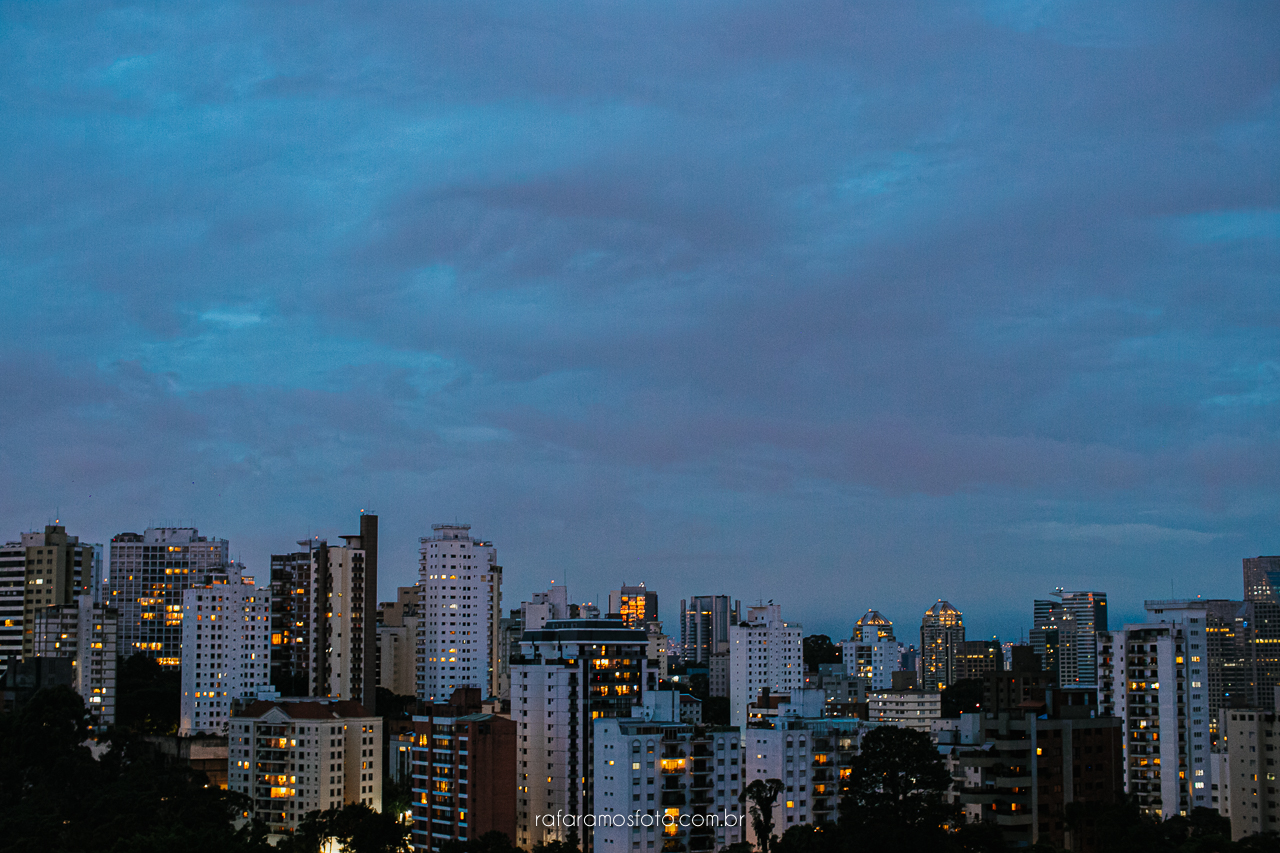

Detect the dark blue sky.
xmin=2 ymin=1 xmax=1277 ymax=642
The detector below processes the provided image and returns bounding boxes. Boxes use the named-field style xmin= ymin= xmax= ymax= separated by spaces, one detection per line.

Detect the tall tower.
xmin=1032 ymin=590 xmax=1108 ymax=687
xmin=840 ymin=609 xmax=900 ymax=690
xmin=728 ymin=604 xmax=803 ymax=729
xmin=608 ymin=583 xmax=659 ymax=628
xmin=269 ymin=539 xmax=321 ymax=696
xmin=1243 ymin=557 xmax=1280 ymax=708
xmin=679 ymin=594 xmax=740 ymax=664
xmin=417 ymin=523 xmax=503 ymax=702
xmin=308 ymin=514 xmax=378 ymax=712
xmin=920 ymin=600 xmax=965 ymax=689
xmin=109 ymin=527 xmax=229 ymax=667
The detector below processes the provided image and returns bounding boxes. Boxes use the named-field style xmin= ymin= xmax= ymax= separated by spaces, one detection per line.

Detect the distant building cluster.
xmin=2 ymin=515 xmax=1278 ymax=846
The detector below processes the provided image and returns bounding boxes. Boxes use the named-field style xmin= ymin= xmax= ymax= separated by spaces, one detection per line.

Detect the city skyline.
xmin=2 ymin=2 xmax=1277 ymax=645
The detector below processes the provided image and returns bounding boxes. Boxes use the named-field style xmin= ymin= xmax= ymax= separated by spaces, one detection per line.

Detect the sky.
xmin=1 ymin=1 xmax=1278 ymax=643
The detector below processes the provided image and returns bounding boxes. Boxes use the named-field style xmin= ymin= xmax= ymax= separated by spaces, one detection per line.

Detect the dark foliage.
xmin=0 ymin=686 xmax=271 ymax=853
xmin=116 ymin=652 xmax=182 ymax=734
xmin=440 ymin=830 xmax=524 ymax=853
xmin=376 ymin=688 xmax=419 ymax=720
xmin=802 ymin=636 xmax=840 ymax=672
xmin=280 ymin=803 xmax=411 ymax=853
xmin=838 ymin=725 xmax=958 ymax=848
xmin=742 ymin=778 xmax=785 ymax=853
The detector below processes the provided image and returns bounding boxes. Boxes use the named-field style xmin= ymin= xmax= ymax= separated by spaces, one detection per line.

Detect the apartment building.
xmin=729 ymin=605 xmax=803 ymax=730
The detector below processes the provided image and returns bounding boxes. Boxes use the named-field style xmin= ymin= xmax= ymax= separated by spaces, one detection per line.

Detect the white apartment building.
xmin=743 ymin=714 xmax=875 ymax=838
xmin=839 ymin=610 xmax=901 ymax=690
xmin=593 ymin=717 xmax=745 ymax=853
xmin=867 ymin=689 xmax=942 ymax=732
xmin=0 ymin=540 xmax=26 ymax=660
xmin=229 ymin=698 xmax=382 ymax=837
xmin=180 ymin=565 xmax=272 ymax=736
xmin=417 ymin=524 xmax=503 ymax=701
xmin=30 ymin=594 xmax=119 ymax=727
xmin=729 ymin=605 xmax=803 ymax=730
xmin=1096 ymin=601 xmax=1213 ymax=818
xmin=513 ymin=618 xmax=656 ymax=851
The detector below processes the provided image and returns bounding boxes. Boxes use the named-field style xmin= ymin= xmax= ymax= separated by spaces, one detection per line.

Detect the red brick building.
xmin=411 ymin=688 xmax=516 ymax=853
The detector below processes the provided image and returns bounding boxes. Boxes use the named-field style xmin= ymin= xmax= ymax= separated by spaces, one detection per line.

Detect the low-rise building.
xmin=229 ymin=698 xmax=382 ymax=836
xmin=867 ymin=689 xmax=941 ymax=732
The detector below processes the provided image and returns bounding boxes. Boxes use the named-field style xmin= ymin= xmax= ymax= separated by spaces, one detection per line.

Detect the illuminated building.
xmin=729 ymin=604 xmax=803 ymax=730
xmin=512 ymin=618 xmax=657 ymax=851
xmin=180 ymin=562 xmax=272 ymax=735
xmin=1 ymin=524 xmax=97 ymax=660
xmin=409 ymin=688 xmax=516 ymax=853
xmin=839 ymin=610 xmax=900 ymax=690
xmin=417 ymin=523 xmax=502 ymax=702
xmin=229 ymin=698 xmax=382 ymax=836
xmin=109 ymin=527 xmax=229 ymax=667
xmin=609 ymin=583 xmax=659 ymax=629
xmin=680 ymin=595 xmax=740 ymax=664
xmin=30 ymin=593 xmax=118 ymax=728
xmin=920 ymin=600 xmax=965 ymax=689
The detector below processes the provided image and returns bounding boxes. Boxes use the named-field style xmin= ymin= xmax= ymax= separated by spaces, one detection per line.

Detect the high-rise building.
xmin=179 ymin=563 xmax=272 ymax=736
xmin=680 ymin=595 xmax=740 ymax=664
xmin=609 ymin=583 xmax=659 ymax=629
xmin=409 ymin=688 xmax=517 ymax=853
xmin=269 ymin=539 xmax=320 ymax=696
xmin=1224 ymin=708 xmax=1280 ymax=840
xmin=728 ymin=605 xmax=803 ymax=730
xmin=594 ymin=715 xmax=745 ymax=853
xmin=954 ymin=639 xmax=1002 ymax=682
xmin=920 ymin=601 xmax=965 ymax=689
xmin=839 ymin=610 xmax=900 ymax=690
xmin=30 ymin=594 xmax=119 ymax=728
xmin=513 ymin=618 xmax=657 ymax=851
xmin=308 ymin=514 xmax=378 ymax=711
xmin=229 ymin=698 xmax=382 ymax=836
xmin=1242 ymin=557 xmax=1280 ymax=711
xmin=417 ymin=523 xmax=503 ymax=702
xmin=1 ymin=525 xmax=98 ymax=660
xmin=956 ymin=690 xmax=1124 ymax=849
xmin=378 ymin=585 xmax=421 ymax=698
xmin=1096 ymin=604 xmax=1214 ymax=818
xmin=110 ymin=527 xmax=229 ymax=667
xmin=1031 ymin=590 xmax=1108 ymax=687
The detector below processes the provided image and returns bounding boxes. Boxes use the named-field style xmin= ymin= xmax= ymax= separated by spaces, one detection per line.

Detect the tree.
xmin=702 ymin=696 xmax=730 ymax=726
xmin=283 ymin=803 xmax=411 ymax=853
xmin=838 ymin=725 xmax=956 ymax=847
xmin=802 ymin=636 xmax=840 ymax=672
xmin=440 ymin=831 xmax=524 ymax=853
xmin=773 ymin=823 xmax=839 ymax=853
xmin=0 ymin=686 xmax=272 ymax=853
xmin=116 ymin=652 xmax=182 ymax=733
xmin=742 ymin=778 xmax=785 ymax=853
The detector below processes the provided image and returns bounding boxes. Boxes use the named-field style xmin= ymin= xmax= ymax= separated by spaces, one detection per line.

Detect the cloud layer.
xmin=1 ymin=0 xmax=1277 ymax=638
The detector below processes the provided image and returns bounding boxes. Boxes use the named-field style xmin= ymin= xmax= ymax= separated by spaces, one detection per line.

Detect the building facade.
xmin=417 ymin=523 xmax=503 ymax=702
xmin=379 ymin=585 xmax=421 ymax=698
xmin=410 ymin=689 xmax=517 ymax=853
xmin=728 ymin=605 xmax=803 ymax=730
xmin=110 ymin=527 xmax=229 ymax=667
xmin=839 ymin=610 xmax=900 ymax=691
xmin=30 ymin=593 xmax=118 ymax=727
xmin=680 ymin=595 xmax=740 ymax=665
xmin=920 ymin=601 xmax=965 ymax=690
xmin=594 ymin=717 xmax=745 ymax=853
xmin=609 ymin=584 xmax=659 ymax=629
xmin=1032 ymin=591 xmax=1108 ymax=688
xmin=229 ymin=699 xmax=382 ymax=835
xmin=1096 ymin=606 xmax=1213 ymax=818
xmin=512 ymin=618 xmax=658 ymax=851
xmin=2 ymin=525 xmax=97 ymax=660
xmin=180 ymin=564 xmax=272 ymax=735
xmin=269 ymin=540 xmax=319 ymax=696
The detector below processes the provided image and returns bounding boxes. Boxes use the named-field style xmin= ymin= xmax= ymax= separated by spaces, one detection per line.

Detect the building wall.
xmin=594 ymin=719 xmax=744 ymax=853
xmin=729 ymin=606 xmax=803 ymax=730
xmin=30 ymin=594 xmax=118 ymax=727
xmin=1225 ymin=709 xmax=1280 ymax=840
xmin=410 ymin=702 xmax=517 ymax=853
xmin=866 ymin=690 xmax=941 ymax=732
xmin=180 ymin=567 xmax=271 ymax=735
xmin=110 ymin=527 xmax=229 ymax=667
xmin=228 ymin=700 xmax=381 ymax=836
xmin=417 ymin=524 xmax=502 ymax=701
xmin=269 ymin=544 xmax=315 ymax=695
xmin=920 ymin=601 xmax=964 ymax=690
